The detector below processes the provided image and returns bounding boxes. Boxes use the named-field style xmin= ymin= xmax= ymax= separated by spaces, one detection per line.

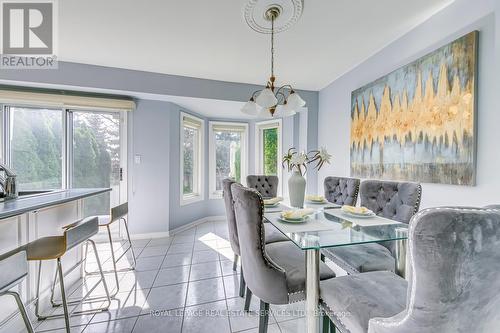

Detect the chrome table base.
xmin=305 ymin=248 xmax=320 ymax=333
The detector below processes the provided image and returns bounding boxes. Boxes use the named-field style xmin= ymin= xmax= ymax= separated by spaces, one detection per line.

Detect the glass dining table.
xmin=263 ymin=203 xmax=409 ymax=333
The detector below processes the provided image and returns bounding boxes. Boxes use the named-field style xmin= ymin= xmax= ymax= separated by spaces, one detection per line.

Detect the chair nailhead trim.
xmin=254 ymin=189 xmax=285 ymax=274
xmin=320 ymin=300 xmax=351 ymax=333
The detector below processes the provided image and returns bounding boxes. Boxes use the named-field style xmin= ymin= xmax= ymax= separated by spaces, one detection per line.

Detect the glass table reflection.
xmin=263 ymin=206 xmax=409 ymax=333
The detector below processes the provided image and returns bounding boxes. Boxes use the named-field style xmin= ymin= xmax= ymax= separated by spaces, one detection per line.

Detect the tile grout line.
xmin=37 ymin=237 xmax=139 ymax=333
xmin=129 ymin=237 xmax=174 ymax=333
xmin=179 ymin=226 xmax=198 ymax=332
xmin=41 ymin=221 xmax=304 ymax=333
xmin=80 ymin=238 xmax=153 ymax=333
xmin=219 ymin=260 xmax=234 ymax=332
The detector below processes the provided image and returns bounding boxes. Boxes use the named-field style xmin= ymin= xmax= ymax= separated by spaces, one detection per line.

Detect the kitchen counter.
xmin=0 ymin=188 xmax=111 ymax=220
xmin=0 ymin=187 xmax=112 ymax=331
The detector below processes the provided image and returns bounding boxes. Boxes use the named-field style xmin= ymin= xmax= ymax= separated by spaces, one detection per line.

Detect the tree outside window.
xmin=263 ymin=127 xmax=278 ymax=175
xmin=183 ymin=126 xmax=196 ymax=195
xmin=10 ymin=107 xmax=63 ymax=190
xmin=215 ymin=130 xmax=241 ymax=191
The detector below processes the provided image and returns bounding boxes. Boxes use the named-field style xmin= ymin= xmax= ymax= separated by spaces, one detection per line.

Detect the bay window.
xmin=209 ymin=122 xmax=248 ymax=198
xmin=181 ymin=113 xmax=204 ymax=205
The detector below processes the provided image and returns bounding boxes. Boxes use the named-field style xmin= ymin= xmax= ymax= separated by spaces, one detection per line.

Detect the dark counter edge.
xmin=0 ymin=188 xmax=111 ymax=220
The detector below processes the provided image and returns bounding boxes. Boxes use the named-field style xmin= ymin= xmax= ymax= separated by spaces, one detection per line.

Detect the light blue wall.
xmin=318 ymin=0 xmax=499 ymax=208
xmin=167 ymin=104 xmax=222 ymax=231
xmin=0 ymin=61 xmax=318 ymax=234
xmin=130 ymin=99 xmax=298 ymax=233
xmin=167 ymin=104 xmax=297 ymax=231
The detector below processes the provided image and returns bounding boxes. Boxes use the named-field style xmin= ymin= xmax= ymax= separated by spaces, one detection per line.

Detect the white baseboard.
xmin=130 ymin=231 xmax=170 ymax=240
xmin=128 ymin=216 xmax=226 ymax=239
xmin=169 ymin=215 xmax=226 ymax=236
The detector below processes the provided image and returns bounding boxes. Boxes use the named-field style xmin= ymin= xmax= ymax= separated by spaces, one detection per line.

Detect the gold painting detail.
xmin=350 ymin=31 xmax=477 ymax=185
xmin=351 ymin=65 xmax=474 ymax=149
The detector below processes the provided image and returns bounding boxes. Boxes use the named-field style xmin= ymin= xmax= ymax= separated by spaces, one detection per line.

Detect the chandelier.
xmin=241 ymin=6 xmax=305 ymax=118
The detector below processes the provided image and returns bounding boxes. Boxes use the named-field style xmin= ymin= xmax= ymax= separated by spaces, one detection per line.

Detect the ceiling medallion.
xmin=241 ymin=2 xmax=305 ymax=118
xmin=244 ymin=0 xmax=304 ymax=34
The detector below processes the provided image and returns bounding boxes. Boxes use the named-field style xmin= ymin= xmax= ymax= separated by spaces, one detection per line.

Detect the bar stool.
xmin=0 ymin=248 xmax=35 ymax=333
xmin=27 ymin=216 xmax=111 ymax=333
xmin=84 ymin=202 xmax=136 ymax=296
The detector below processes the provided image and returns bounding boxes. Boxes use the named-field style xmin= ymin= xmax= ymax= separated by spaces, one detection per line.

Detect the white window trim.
xmin=209 ymin=121 xmax=249 ymax=199
xmin=0 ymin=104 xmax=128 ymax=205
xmin=255 ymin=119 xmax=283 ymax=195
xmin=180 ymin=112 xmax=205 ymax=206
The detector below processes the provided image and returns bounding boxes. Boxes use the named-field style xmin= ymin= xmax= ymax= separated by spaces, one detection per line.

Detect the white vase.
xmin=288 ymin=171 xmax=306 ymax=208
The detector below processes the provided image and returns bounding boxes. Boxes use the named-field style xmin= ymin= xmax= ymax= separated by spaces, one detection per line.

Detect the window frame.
xmin=255 ymin=119 xmax=283 ymax=195
xmin=180 ymin=112 xmax=205 ymax=206
xmin=0 ymin=103 xmax=128 ymax=205
xmin=208 ymin=121 xmax=248 ymax=199
xmin=2 ymin=105 xmax=65 ymax=190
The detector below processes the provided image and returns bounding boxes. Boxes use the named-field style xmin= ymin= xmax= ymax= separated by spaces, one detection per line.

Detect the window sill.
xmin=180 ymin=194 xmax=204 ymax=206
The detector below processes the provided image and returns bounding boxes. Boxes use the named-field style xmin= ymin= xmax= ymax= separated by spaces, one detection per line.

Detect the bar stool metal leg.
xmin=2 ymin=291 xmax=35 ymax=333
xmin=49 ymin=240 xmax=112 ymax=310
xmin=35 ymin=260 xmax=43 ymax=319
xmin=56 ymin=258 xmax=71 ymax=333
xmin=83 ymin=216 xmax=136 ymax=297
xmin=83 ymin=240 xmax=90 ymax=276
xmin=88 ymin=239 xmax=112 ymax=308
xmin=106 ymin=225 xmax=121 ymax=296
xmin=49 ymin=265 xmax=59 ymax=307
xmin=122 ymin=217 xmax=137 ymax=269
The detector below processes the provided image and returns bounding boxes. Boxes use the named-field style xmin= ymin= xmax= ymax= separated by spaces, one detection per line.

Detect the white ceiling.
xmin=58 ymin=0 xmax=453 ymax=91
xmin=144 ymin=95 xmax=251 ymax=120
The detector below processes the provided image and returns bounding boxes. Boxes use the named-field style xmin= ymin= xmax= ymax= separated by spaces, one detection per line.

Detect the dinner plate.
xmin=341 ymin=211 xmax=376 ymax=219
xmin=306 ymin=199 xmax=328 ymax=204
xmin=264 ymin=202 xmax=280 ymax=208
xmin=278 ymin=215 xmax=310 ymax=223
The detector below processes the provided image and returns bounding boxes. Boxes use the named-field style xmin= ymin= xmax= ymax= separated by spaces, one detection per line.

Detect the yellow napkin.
xmin=306 ymin=195 xmax=325 ymax=202
xmin=263 ymin=197 xmax=283 ymax=205
xmin=341 ymin=205 xmax=371 ymax=214
xmin=281 ymin=208 xmax=315 ymax=220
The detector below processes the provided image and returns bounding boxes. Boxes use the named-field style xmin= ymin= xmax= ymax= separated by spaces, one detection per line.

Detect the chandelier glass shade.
xmin=241 ymin=6 xmax=305 ymax=118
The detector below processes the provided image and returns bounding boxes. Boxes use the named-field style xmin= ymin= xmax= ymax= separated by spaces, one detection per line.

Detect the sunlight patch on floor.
xmin=197 ymin=232 xmax=233 ymax=260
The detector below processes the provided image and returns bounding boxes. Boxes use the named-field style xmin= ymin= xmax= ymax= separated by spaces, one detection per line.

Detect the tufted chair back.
xmin=231 ymin=183 xmax=288 ymax=305
xmin=222 ymin=178 xmax=241 ymax=256
xmin=360 ymin=180 xmax=422 ymax=224
xmin=368 ymin=207 xmax=500 ymax=333
xmin=246 ymin=175 xmax=279 ymax=198
xmin=324 ymin=177 xmax=360 ymax=206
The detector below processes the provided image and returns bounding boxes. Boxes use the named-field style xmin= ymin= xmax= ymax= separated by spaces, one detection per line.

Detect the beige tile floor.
xmin=29 ymin=220 xmax=314 ymax=333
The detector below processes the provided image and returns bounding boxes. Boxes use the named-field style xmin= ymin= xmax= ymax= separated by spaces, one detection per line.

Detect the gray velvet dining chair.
xmin=222 ymin=178 xmax=288 ymax=299
xmin=231 ymin=183 xmax=336 ymax=333
xmin=319 ymin=206 xmax=500 ymax=333
xmin=324 ymin=176 xmax=360 ymax=206
xmin=246 ymin=175 xmax=279 ymax=198
xmin=322 ymin=180 xmax=422 ymax=274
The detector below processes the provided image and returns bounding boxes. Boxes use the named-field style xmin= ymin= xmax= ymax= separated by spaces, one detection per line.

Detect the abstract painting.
xmin=350 ymin=31 xmax=478 ymax=185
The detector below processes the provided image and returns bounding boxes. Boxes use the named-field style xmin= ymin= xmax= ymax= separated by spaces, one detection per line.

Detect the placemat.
xmin=266 ymin=212 xmax=335 ymax=233
xmin=324 ymin=209 xmax=401 ymax=227
xmin=264 ymin=203 xmax=285 ymax=213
